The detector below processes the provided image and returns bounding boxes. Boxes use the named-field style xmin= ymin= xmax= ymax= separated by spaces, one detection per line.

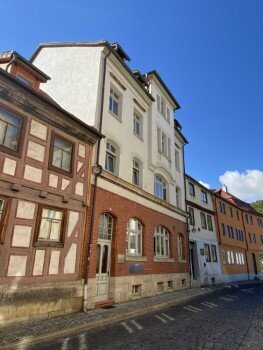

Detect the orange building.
xmin=214 ymin=189 xmax=263 ymax=282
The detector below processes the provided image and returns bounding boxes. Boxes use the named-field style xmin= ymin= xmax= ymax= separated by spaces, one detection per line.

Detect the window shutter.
xmin=157 ymin=128 xmax=161 ymax=152
xmin=168 ymin=137 xmax=171 ymax=160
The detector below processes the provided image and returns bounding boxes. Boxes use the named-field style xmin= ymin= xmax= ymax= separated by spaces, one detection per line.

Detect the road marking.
xmin=155 ymin=314 xmax=168 ymax=323
xmin=161 ymin=313 xmax=175 ymax=321
xmin=121 ymin=322 xmax=134 ymax=333
xmin=218 ymin=297 xmax=233 ymax=301
xmin=201 ymin=302 xmax=214 ymax=308
xmin=61 ymin=338 xmax=70 ymax=350
xmin=203 ymin=301 xmax=218 ymax=307
xmin=130 ymin=319 xmax=143 ymax=330
xmin=78 ymin=333 xmax=87 ymax=350
xmin=187 ymin=305 xmax=202 ymax=311
xmin=183 ymin=306 xmax=199 ymax=313
xmin=226 ymin=295 xmax=239 ymax=299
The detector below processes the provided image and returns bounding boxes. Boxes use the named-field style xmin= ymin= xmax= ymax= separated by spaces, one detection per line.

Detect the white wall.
xmin=33 ymin=46 xmax=104 ymax=126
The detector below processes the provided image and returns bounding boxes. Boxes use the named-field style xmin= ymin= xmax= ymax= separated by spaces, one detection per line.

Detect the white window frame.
xmin=109 ymin=86 xmax=122 ymax=118
xmin=176 ymin=186 xmax=182 ymax=209
xmin=132 ymin=158 xmax=142 ymax=188
xmin=178 ymin=234 xmax=184 ymax=260
xmin=105 ymin=141 xmax=118 ymax=174
xmin=99 ymin=213 xmax=113 ymax=240
xmin=126 ymin=218 xmax=142 ymax=256
xmin=174 ymin=148 xmax=180 ymax=172
xmin=154 ymin=226 xmax=170 ymax=258
xmin=157 ymin=128 xmax=171 ymax=160
xmin=133 ymin=109 xmax=143 ymax=138
xmin=154 ymin=174 xmax=167 ymax=201
xmin=200 ymin=212 xmax=207 ymax=229
xmin=201 ymin=190 xmax=208 ymax=203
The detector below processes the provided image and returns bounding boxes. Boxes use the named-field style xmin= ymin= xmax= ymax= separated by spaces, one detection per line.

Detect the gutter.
xmin=83 ymin=49 xmax=111 ymax=311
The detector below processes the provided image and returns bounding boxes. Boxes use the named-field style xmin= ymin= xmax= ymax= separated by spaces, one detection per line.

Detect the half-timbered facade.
xmin=0 ymin=54 xmax=101 ymax=325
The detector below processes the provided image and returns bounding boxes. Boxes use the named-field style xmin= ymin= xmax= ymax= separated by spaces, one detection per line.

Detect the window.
xmin=201 ymin=190 xmax=208 ymax=203
xmin=237 ymin=211 xmax=240 ymax=220
xmin=132 ymin=159 xmax=142 ymax=187
xmin=221 ymin=223 xmax=226 ymax=236
xmin=174 ymin=148 xmax=180 ymax=172
xmin=154 ymin=226 xmax=169 ymax=258
xmin=133 ymin=110 xmax=142 ymax=138
xmin=250 ymin=216 xmax=253 ymax=225
xmin=211 ymin=245 xmax=218 ymax=262
xmin=219 ymin=201 xmax=226 ymax=214
xmin=126 ymin=218 xmax=142 ymax=256
xmin=109 ymin=87 xmax=121 ymax=117
xmin=0 ymin=107 xmax=22 ymax=153
xmin=253 ymin=233 xmax=256 ymax=243
xmin=0 ymin=197 xmax=8 ymax=242
xmin=99 ymin=213 xmax=113 ymax=240
xmin=236 ymin=252 xmax=240 ymax=265
xmin=17 ymin=74 xmax=32 ymax=87
xmin=35 ymin=206 xmax=65 ymax=245
xmin=204 ymin=244 xmax=211 ymax=262
xmin=132 ymin=285 xmax=141 ymax=295
xmin=157 ymin=128 xmax=171 ymax=160
xmin=230 ymin=207 xmax=233 ymax=217
xmin=227 ymin=251 xmax=235 ymax=264
xmin=154 ymin=174 xmax=167 ymax=201
xmin=249 ymin=233 xmax=252 ymax=243
xmin=227 ymin=225 xmax=234 ymax=238
xmin=207 ymin=215 xmax=213 ymax=231
xmin=105 ymin=141 xmax=117 ymax=174
xmin=261 ymin=234 xmax=263 ymax=244
xmin=166 ymin=107 xmax=171 ymax=122
xmin=50 ymin=135 xmax=73 ymax=174
xmin=200 ymin=212 xmax=207 ymax=229
xmin=245 ymin=214 xmax=249 ymax=224
xmin=188 ymin=183 xmax=195 ymax=196
xmin=189 ymin=207 xmax=195 ymax=226
xmin=178 ymin=234 xmax=184 ymax=260
xmin=176 ymin=186 xmax=182 ymax=209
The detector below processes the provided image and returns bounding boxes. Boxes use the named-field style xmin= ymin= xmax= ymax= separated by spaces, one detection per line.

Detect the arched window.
xmin=132 ymin=158 xmax=142 ymax=188
xmin=154 ymin=174 xmax=167 ymax=201
xmin=126 ymin=218 xmax=142 ymax=256
xmin=99 ymin=213 xmax=113 ymax=240
xmin=105 ymin=141 xmax=119 ymax=174
xmin=178 ymin=234 xmax=184 ymax=260
xmin=154 ymin=226 xmax=169 ymax=258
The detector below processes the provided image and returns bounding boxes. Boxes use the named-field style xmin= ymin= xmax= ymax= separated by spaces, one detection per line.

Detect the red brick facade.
xmin=82 ymin=185 xmax=189 ymax=280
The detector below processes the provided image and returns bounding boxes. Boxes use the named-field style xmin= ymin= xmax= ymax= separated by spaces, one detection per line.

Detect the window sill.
xmin=133 ymin=132 xmax=143 ymax=142
xmin=126 ymin=255 xmax=147 ymax=262
xmin=34 ymin=241 xmax=63 ymax=248
xmin=178 ymin=259 xmax=187 ymax=264
xmin=153 ymin=257 xmax=174 ymax=263
xmin=109 ymin=110 xmax=122 ymax=123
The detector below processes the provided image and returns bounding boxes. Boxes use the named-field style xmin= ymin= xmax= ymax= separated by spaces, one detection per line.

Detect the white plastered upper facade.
xmin=32 ymin=44 xmax=186 ymax=214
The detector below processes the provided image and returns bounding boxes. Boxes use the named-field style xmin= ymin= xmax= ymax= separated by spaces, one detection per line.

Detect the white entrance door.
xmin=95 ymin=241 xmax=111 ymax=301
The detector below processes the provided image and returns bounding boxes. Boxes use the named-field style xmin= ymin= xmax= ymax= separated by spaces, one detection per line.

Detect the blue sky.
xmin=2 ymin=0 xmax=263 ymax=200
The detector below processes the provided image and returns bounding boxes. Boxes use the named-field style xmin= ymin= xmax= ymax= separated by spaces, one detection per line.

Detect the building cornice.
xmin=100 ymin=170 xmax=188 ymax=218
xmin=187 ymin=200 xmax=215 ymax=215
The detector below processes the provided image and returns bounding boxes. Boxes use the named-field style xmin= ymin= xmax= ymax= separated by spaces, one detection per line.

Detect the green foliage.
xmin=250 ymin=200 xmax=263 ymax=214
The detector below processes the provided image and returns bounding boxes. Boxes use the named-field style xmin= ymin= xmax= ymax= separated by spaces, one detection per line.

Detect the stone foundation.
xmin=0 ymin=280 xmax=84 ymax=327
xmin=87 ymin=273 xmax=190 ymax=308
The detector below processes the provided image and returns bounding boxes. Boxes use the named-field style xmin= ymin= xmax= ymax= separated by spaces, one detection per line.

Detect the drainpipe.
xmin=6 ymin=51 xmax=16 ymax=72
xmin=182 ymin=142 xmax=191 ymax=289
xmin=241 ymin=211 xmax=250 ymax=281
xmin=83 ymin=49 xmax=111 ymax=311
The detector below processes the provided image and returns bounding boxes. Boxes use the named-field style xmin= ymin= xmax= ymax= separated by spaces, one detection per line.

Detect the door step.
xmin=95 ymin=300 xmax=115 ymax=309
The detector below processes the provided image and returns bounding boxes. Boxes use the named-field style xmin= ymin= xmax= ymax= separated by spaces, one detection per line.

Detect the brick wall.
xmin=82 ymin=185 xmax=189 ymax=279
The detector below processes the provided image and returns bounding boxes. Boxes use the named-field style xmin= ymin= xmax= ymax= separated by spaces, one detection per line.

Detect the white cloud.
xmin=198 ymin=180 xmax=211 ymax=189
xmin=219 ymin=169 xmax=263 ymax=202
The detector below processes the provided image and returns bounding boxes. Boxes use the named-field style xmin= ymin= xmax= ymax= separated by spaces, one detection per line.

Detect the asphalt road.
xmin=31 ymin=282 xmax=263 ymax=350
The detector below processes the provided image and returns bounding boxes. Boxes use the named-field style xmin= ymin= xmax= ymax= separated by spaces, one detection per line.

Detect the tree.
xmin=250 ymin=200 xmax=263 ymax=214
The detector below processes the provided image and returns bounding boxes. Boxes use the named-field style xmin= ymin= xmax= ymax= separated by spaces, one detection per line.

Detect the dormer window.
xmin=17 ymin=74 xmax=32 ymax=87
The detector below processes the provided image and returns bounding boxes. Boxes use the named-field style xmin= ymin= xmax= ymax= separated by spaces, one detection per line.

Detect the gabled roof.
xmin=30 ymin=40 xmax=155 ymax=102
xmin=214 ymin=188 xmax=262 ymax=216
xmin=0 ymin=51 xmax=50 ymax=82
xmin=146 ymin=69 xmax=181 ymax=110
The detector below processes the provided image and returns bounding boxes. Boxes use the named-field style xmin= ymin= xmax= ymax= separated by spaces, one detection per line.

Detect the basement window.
xmin=167 ymin=281 xmax=173 ymax=289
xmin=181 ymin=279 xmax=186 ymax=287
xmin=132 ymin=285 xmax=141 ymax=295
xmin=157 ymin=282 xmax=164 ymax=291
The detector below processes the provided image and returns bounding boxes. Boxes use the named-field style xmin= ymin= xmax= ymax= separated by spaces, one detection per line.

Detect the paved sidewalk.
xmin=0 ymin=280 xmax=260 ymax=350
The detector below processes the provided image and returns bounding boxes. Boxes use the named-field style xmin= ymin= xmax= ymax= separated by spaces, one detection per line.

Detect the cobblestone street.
xmin=27 ymin=282 xmax=263 ymax=350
